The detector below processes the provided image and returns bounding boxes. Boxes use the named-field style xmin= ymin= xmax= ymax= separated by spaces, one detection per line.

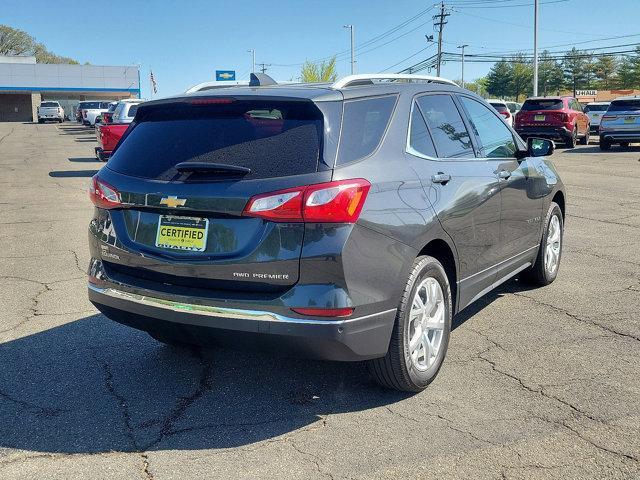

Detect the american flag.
xmin=150 ymin=70 xmax=157 ymax=94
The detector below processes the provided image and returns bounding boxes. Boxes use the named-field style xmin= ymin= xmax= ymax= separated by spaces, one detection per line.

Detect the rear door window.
xmin=460 ymin=97 xmax=517 ymax=158
xmin=107 ymin=99 xmax=324 ymax=180
xmin=417 ymin=95 xmax=474 ymax=158
xmin=336 ymin=95 xmax=397 ymax=165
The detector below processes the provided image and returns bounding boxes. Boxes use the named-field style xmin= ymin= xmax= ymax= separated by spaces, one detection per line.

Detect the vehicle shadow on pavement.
xmin=0 ymin=314 xmax=410 ymax=454
xmin=49 ymin=170 xmax=99 ymax=178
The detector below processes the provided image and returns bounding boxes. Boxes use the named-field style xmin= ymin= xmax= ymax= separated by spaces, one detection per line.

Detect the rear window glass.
xmin=521 ymin=99 xmax=564 ymax=111
xmin=337 ymin=95 xmax=397 ymax=165
xmin=127 ymin=104 xmax=139 ymax=117
xmin=608 ymin=100 xmax=640 ymax=112
xmin=40 ymin=102 xmax=59 ymax=107
xmin=107 ymin=99 xmax=323 ymax=180
xmin=417 ymin=95 xmax=473 ymax=158
xmin=489 ymin=103 xmax=509 ymax=113
xmin=82 ymin=102 xmax=101 ymax=109
xmin=584 ymin=104 xmax=609 ymax=112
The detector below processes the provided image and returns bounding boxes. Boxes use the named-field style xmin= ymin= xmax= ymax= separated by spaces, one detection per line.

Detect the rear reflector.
xmin=291 ymin=307 xmax=354 ymax=317
xmin=89 ymin=175 xmax=122 ymax=209
xmin=243 ymin=179 xmax=371 ymax=223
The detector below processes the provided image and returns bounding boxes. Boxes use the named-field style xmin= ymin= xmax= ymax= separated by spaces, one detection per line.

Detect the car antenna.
xmin=249 ymin=72 xmax=277 ymax=87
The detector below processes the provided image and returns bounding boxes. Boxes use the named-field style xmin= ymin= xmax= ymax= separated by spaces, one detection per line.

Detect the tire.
xmin=600 ymin=138 xmax=611 ymax=151
xmin=523 ymin=202 xmax=563 ymax=286
xmin=367 ymin=255 xmax=452 ymax=392
xmin=564 ymin=126 xmax=577 ymax=148
xmin=579 ymin=128 xmax=589 ymax=145
xmin=38 ymin=119 xmax=44 ymax=124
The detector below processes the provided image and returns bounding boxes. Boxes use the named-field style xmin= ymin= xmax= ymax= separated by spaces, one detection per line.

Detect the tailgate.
xmin=94 ymin=96 xmax=334 ymax=292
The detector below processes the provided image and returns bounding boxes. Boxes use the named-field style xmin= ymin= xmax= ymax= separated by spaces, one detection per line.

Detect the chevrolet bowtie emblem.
xmin=160 ymin=196 xmax=187 ymax=208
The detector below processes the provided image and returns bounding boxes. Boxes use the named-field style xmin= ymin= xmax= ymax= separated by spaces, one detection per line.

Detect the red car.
xmin=514 ymin=96 xmax=590 ymax=148
xmin=95 ymin=100 xmax=142 ymax=161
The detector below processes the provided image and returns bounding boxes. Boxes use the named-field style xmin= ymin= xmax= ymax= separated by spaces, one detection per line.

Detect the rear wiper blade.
xmin=175 ymin=162 xmax=251 ymax=175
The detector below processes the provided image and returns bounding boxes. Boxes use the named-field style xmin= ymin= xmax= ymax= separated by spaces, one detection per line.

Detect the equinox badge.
xmin=160 ymin=195 xmax=187 ymax=208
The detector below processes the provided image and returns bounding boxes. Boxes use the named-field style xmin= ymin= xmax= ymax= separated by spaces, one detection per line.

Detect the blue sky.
xmin=3 ymin=0 xmax=639 ymax=97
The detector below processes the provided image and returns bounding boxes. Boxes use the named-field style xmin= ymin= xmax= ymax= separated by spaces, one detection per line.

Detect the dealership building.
xmin=0 ymin=55 xmax=140 ymax=122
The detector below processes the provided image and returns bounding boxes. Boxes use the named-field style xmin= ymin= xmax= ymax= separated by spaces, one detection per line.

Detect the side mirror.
xmin=527 ymin=137 xmax=555 ymax=157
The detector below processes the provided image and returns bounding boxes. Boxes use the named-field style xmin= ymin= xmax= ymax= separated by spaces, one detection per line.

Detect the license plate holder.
xmin=155 ymin=215 xmax=209 ymax=252
xmin=534 ymin=115 xmax=545 ymax=121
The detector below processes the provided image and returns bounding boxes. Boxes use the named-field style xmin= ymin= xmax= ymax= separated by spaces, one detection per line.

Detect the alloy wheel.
xmin=545 ymin=214 xmax=561 ymax=275
xmin=407 ymin=277 xmax=445 ymax=371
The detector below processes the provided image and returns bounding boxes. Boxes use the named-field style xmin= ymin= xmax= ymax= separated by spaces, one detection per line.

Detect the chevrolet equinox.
xmin=88 ymin=73 xmax=565 ymax=392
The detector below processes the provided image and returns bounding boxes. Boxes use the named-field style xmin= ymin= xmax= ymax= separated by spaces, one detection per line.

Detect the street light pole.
xmin=457 ymin=44 xmax=468 ymax=89
xmin=533 ymin=0 xmax=539 ymax=96
xmin=343 ymin=25 xmax=355 ymax=74
xmin=247 ymin=49 xmax=255 ymax=74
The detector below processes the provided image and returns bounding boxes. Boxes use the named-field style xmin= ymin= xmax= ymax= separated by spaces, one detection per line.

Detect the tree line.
xmin=0 ymin=25 xmax=79 ymax=64
xmin=478 ymin=46 xmax=640 ymax=101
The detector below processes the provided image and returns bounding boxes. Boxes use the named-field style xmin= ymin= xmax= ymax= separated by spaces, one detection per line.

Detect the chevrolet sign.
xmin=215 ymin=70 xmax=236 ymax=81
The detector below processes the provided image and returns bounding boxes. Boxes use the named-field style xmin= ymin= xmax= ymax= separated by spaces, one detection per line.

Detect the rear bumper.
xmin=89 ymin=281 xmax=396 ymax=361
xmin=515 ymin=126 xmax=571 ymax=142
xmin=94 ymin=147 xmax=111 ymax=160
xmin=599 ymin=131 xmax=640 ymax=142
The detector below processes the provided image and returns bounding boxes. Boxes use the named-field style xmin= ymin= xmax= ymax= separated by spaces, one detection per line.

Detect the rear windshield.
xmin=40 ymin=102 xmax=59 ymax=107
xmin=584 ymin=104 xmax=609 ymax=112
xmin=127 ymin=104 xmax=139 ymax=117
xmin=107 ymin=99 xmax=323 ymax=180
xmin=489 ymin=103 xmax=509 ymax=113
xmin=521 ymin=99 xmax=564 ymax=111
xmin=608 ymin=100 xmax=640 ymax=112
xmin=82 ymin=102 xmax=101 ymax=109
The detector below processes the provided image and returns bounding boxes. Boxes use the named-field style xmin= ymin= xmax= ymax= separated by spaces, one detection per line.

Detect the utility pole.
xmin=533 ymin=0 xmax=539 ymax=96
xmin=457 ymin=44 xmax=468 ymax=88
xmin=433 ymin=2 xmax=450 ymax=77
xmin=247 ymin=49 xmax=255 ymax=74
xmin=257 ymin=63 xmax=272 ymax=74
xmin=343 ymin=25 xmax=355 ymax=74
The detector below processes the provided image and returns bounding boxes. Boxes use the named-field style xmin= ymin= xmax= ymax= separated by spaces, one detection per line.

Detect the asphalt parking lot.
xmin=0 ymin=121 xmax=638 ymax=479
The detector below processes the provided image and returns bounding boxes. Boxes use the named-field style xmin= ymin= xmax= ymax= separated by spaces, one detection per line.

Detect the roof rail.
xmin=331 ymin=74 xmax=458 ymax=89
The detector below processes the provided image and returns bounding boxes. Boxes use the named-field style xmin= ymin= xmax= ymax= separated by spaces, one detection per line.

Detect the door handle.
xmin=497 ymin=170 xmax=512 ymax=180
xmin=431 ymin=172 xmax=451 ymax=184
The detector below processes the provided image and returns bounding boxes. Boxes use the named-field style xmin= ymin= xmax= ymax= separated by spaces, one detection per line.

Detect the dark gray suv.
xmin=88 ymin=73 xmax=565 ymax=392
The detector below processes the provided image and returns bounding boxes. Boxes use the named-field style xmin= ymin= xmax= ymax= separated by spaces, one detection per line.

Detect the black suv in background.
xmin=88 ymin=73 xmax=565 ymax=392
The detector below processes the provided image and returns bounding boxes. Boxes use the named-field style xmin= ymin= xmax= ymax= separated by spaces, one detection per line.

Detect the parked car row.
xmin=488 ymin=94 xmax=640 ymax=151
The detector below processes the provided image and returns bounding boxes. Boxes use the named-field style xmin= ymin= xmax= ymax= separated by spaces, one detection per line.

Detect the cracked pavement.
xmin=0 ymin=122 xmax=638 ymax=479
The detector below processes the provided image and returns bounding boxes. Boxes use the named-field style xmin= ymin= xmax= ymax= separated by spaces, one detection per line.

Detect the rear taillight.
xmin=500 ymin=110 xmax=511 ymax=119
xmin=561 ymin=113 xmax=569 ymax=122
xmin=291 ymin=307 xmax=354 ymax=317
xmin=243 ymin=179 xmax=371 ymax=223
xmin=89 ymin=175 xmax=121 ymax=209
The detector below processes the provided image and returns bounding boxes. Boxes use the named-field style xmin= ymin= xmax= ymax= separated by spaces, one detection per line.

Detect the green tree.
xmin=301 ymin=57 xmax=337 ymax=83
xmin=0 ymin=24 xmax=78 ymax=64
xmin=485 ymin=60 xmax=511 ymax=99
xmin=562 ymin=48 xmax=592 ymax=96
xmin=616 ymin=47 xmax=640 ymax=89
xmin=592 ymin=55 xmax=617 ymax=89
xmin=509 ymin=53 xmax=533 ymax=101
xmin=464 ymin=76 xmax=488 ymax=97
xmin=538 ymin=50 xmax=565 ymax=96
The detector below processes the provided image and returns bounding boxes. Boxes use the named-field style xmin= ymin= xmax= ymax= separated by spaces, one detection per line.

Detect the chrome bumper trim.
xmin=89 ymin=283 xmax=395 ymax=326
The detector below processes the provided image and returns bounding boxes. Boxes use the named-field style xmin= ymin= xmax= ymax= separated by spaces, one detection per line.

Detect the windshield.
xmin=608 ymin=100 xmax=640 ymax=112
xmin=108 ymin=99 xmax=323 ymax=180
xmin=521 ymin=99 xmax=564 ymax=111
xmin=584 ymin=104 xmax=609 ymax=112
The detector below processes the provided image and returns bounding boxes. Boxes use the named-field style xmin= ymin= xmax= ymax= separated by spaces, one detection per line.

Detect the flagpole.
xmin=149 ymin=67 xmax=153 ymax=100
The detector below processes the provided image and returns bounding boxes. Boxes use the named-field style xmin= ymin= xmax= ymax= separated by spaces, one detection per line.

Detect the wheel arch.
xmin=552 ymin=190 xmax=565 ymax=220
xmin=418 ymin=238 xmax=458 ymax=314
